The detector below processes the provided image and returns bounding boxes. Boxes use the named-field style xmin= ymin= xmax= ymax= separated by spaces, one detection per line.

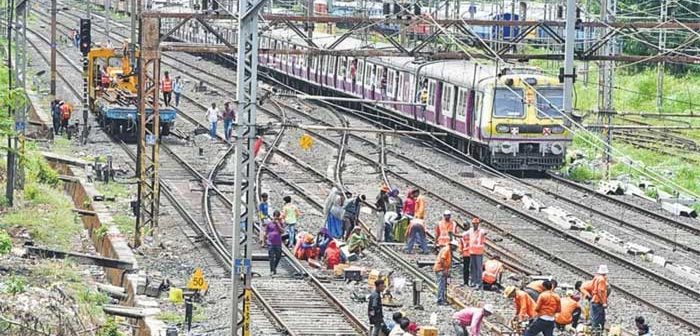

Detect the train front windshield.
xmin=536 ymin=88 xmax=564 ymax=118
xmin=493 ymin=88 xmax=524 ymax=117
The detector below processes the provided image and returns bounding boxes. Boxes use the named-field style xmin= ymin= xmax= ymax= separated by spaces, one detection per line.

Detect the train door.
xmin=454 ymin=87 xmax=468 ymax=132
xmin=440 ymin=83 xmax=454 ymax=127
xmin=427 ymin=79 xmax=437 ymax=122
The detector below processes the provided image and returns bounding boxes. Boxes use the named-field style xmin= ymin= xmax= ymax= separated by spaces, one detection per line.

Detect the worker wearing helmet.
xmin=433 ymin=240 xmax=458 ymax=305
xmin=452 ymin=304 xmax=493 ymax=336
xmin=435 ymin=210 xmax=456 ymax=247
xmin=590 ymin=265 xmax=610 ymax=331
xmin=504 ymin=285 xmax=536 ymax=323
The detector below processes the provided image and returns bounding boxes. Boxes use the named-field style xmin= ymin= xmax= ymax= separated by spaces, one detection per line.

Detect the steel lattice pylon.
xmin=134 ymin=16 xmax=161 ymax=248
xmin=231 ymin=0 xmax=264 ymax=333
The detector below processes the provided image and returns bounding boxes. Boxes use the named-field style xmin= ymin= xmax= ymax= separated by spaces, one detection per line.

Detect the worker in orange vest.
xmin=413 ymin=189 xmax=426 ymax=220
xmin=458 ymin=229 xmax=470 ymax=286
xmin=590 ymin=265 xmax=609 ymax=331
xmin=433 ymin=240 xmax=457 ymax=305
xmin=481 ymin=255 xmax=503 ymax=291
xmin=161 ymin=71 xmax=174 ymax=106
xmin=524 ymin=280 xmax=560 ymax=336
xmin=467 ymin=217 xmax=486 ymax=289
xmin=503 ymin=286 xmax=536 ymax=324
xmin=59 ymin=102 xmax=73 ymax=135
xmin=435 ymin=210 xmax=456 ymax=248
xmin=555 ymin=290 xmax=582 ymax=331
xmin=525 ymin=279 xmax=558 ymax=302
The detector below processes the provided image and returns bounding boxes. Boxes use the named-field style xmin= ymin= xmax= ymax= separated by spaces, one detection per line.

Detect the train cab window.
xmin=427 ymin=80 xmax=436 ymax=110
xmin=357 ymin=60 xmax=365 ymax=82
xmin=387 ymin=69 xmax=395 ymax=97
xmin=456 ymin=88 xmax=468 ymax=118
xmin=397 ymin=72 xmax=404 ymax=100
xmin=442 ymin=84 xmax=453 ymax=115
xmin=537 ymin=88 xmax=564 ymax=118
xmin=493 ymin=88 xmax=524 ymax=117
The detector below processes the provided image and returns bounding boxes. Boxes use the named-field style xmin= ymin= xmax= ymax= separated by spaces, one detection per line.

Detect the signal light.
xmin=79 ymin=19 xmax=91 ymax=55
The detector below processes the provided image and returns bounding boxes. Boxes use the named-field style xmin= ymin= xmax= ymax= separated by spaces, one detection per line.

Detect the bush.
xmin=568 ymin=165 xmax=603 ymax=182
xmin=97 ymin=318 xmax=123 ymax=336
xmin=0 ymin=230 xmax=11 ymax=254
xmin=4 ymin=275 xmax=26 ymax=295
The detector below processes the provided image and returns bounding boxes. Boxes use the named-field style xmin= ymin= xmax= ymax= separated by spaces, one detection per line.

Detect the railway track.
xmin=34 ymin=4 xmax=700 ymax=334
xmin=25 ymin=14 xmax=369 ymax=335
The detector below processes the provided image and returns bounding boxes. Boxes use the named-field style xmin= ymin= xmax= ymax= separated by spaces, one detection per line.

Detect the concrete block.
xmin=480 ymin=179 xmax=497 ymax=191
xmin=596 ymin=231 xmax=628 ymax=255
xmin=494 ymin=186 xmax=514 ymax=200
xmin=651 ymin=255 xmax=667 ymax=267
xmin=460 ymin=166 xmax=475 ymax=178
xmin=638 ymin=179 xmax=654 ymax=190
xmin=510 ymin=190 xmax=526 ymax=201
xmin=665 ymin=263 xmax=700 ymax=284
xmin=624 ymin=242 xmax=653 ymax=255
xmin=562 ymin=214 xmax=587 ymax=230
xmin=661 ymin=202 xmax=698 ymax=218
xmin=657 ymin=190 xmax=673 ymax=201
xmin=522 ymin=196 xmax=543 ymax=211
xmin=541 ymin=207 xmax=567 ymax=217
xmin=548 ymin=214 xmax=572 ymax=230
xmin=578 ymin=230 xmax=598 ymax=242
xmin=597 ymin=181 xmax=624 ymax=195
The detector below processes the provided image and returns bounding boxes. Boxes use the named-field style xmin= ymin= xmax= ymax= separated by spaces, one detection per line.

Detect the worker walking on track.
xmin=263 ymin=211 xmax=284 ymax=275
xmin=323 ymin=187 xmax=345 ymax=239
xmin=504 ymin=286 xmax=537 ymax=324
xmin=205 ymin=103 xmax=220 ymax=140
xmin=282 ymin=196 xmax=302 ymax=248
xmin=524 ymin=280 xmax=560 ymax=336
xmin=51 ymin=99 xmax=61 ymax=136
xmin=590 ymin=265 xmax=609 ymax=332
xmin=375 ymin=185 xmax=390 ymax=242
xmin=59 ymin=101 xmax=73 ymax=136
xmin=435 ymin=210 xmax=456 ymax=248
xmin=161 ymin=71 xmax=174 ymax=106
xmin=555 ymin=290 xmax=582 ymax=331
xmin=452 ymin=304 xmax=493 ymax=336
xmin=342 ymin=193 xmax=365 ymax=240
xmin=222 ymin=102 xmax=236 ymax=142
xmin=433 ymin=240 xmax=457 ymax=305
xmin=368 ymin=279 xmax=389 ymax=336
xmin=467 ymin=217 xmax=486 ymax=289
xmin=173 ymin=76 xmax=184 ymax=107
xmin=482 ymin=255 xmax=504 ymax=291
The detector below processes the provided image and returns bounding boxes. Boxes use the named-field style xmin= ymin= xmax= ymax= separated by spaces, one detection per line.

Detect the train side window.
xmin=329 ymin=57 xmax=336 ymax=75
xmin=397 ymin=72 xmax=404 ymax=100
xmin=427 ymin=80 xmax=436 ymax=111
xmin=358 ymin=60 xmax=365 ymax=83
xmin=310 ymin=56 xmax=317 ymax=72
xmin=442 ymin=84 xmax=454 ymax=115
xmin=407 ymin=74 xmax=415 ymax=102
xmin=475 ymin=92 xmax=483 ymax=124
xmin=387 ymin=69 xmax=395 ymax=97
xmin=456 ymin=88 xmax=468 ymax=118
xmin=364 ymin=62 xmax=373 ymax=88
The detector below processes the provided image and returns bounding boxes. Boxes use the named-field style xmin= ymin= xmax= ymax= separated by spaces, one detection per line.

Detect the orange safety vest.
xmin=60 ymin=104 xmax=72 ymax=120
xmin=414 ymin=196 xmax=426 ymax=219
xmin=459 ymin=232 xmax=470 ymax=257
xmin=515 ymin=290 xmax=537 ymax=320
xmin=433 ymin=246 xmax=452 ymax=273
xmin=555 ymin=297 xmax=581 ymax=325
xmin=468 ymin=228 xmax=485 ymax=255
xmin=591 ymin=275 xmax=608 ymax=304
xmin=482 ymin=260 xmax=503 ymax=285
xmin=162 ymin=77 xmax=173 ymax=92
xmin=436 ymin=219 xmax=455 ymax=246
xmin=527 ymin=280 xmax=546 ymax=293
xmin=580 ymin=280 xmax=594 ymax=299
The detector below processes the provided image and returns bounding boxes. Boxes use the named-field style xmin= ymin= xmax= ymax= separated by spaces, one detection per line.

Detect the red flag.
xmin=253 ymin=137 xmax=264 ymax=157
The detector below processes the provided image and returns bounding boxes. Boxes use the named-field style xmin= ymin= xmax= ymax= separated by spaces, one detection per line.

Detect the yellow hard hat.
xmin=503 ymin=286 xmax=517 ymax=298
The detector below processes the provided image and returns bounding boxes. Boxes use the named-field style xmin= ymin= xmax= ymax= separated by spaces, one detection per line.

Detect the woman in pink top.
xmin=452 ymin=304 xmax=493 ymax=336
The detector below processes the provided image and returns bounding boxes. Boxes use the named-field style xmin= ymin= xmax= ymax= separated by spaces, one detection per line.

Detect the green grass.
xmin=51 ymin=137 xmax=73 ymax=156
xmin=112 ymin=214 xmax=134 ymax=235
xmin=96 ymin=182 xmax=130 ymax=200
xmin=0 ymin=182 xmax=79 ymax=250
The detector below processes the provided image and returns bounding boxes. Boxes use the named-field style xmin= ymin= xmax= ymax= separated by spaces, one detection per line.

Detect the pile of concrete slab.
xmin=596 ymin=179 xmax=698 ymax=219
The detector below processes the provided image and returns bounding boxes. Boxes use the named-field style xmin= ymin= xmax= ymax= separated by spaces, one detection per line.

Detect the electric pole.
xmin=50 ymin=0 xmax=56 ymax=97
xmin=232 ymin=0 xmax=265 ymax=333
xmin=105 ymin=0 xmax=111 ymax=45
xmin=5 ymin=0 xmax=15 ymax=207
xmin=598 ymin=0 xmax=616 ymax=178
xmin=562 ymin=0 xmax=575 ymax=116
xmin=656 ymin=0 xmax=671 ymax=112
xmin=131 ymin=0 xmax=136 ymax=45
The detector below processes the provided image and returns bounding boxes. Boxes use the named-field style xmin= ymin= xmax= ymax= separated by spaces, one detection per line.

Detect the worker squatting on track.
xmin=256 ymin=187 xmax=638 ymax=335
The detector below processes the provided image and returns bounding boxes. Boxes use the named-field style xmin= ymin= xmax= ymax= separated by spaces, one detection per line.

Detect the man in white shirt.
xmin=206 ymin=103 xmax=220 ymax=140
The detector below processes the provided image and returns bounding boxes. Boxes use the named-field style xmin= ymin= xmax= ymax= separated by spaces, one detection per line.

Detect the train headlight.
xmin=500 ymin=142 xmax=514 ymax=154
xmin=550 ymin=143 xmax=564 ymax=155
xmin=496 ymin=124 xmax=510 ymax=133
xmin=551 ymin=125 xmax=565 ymax=134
